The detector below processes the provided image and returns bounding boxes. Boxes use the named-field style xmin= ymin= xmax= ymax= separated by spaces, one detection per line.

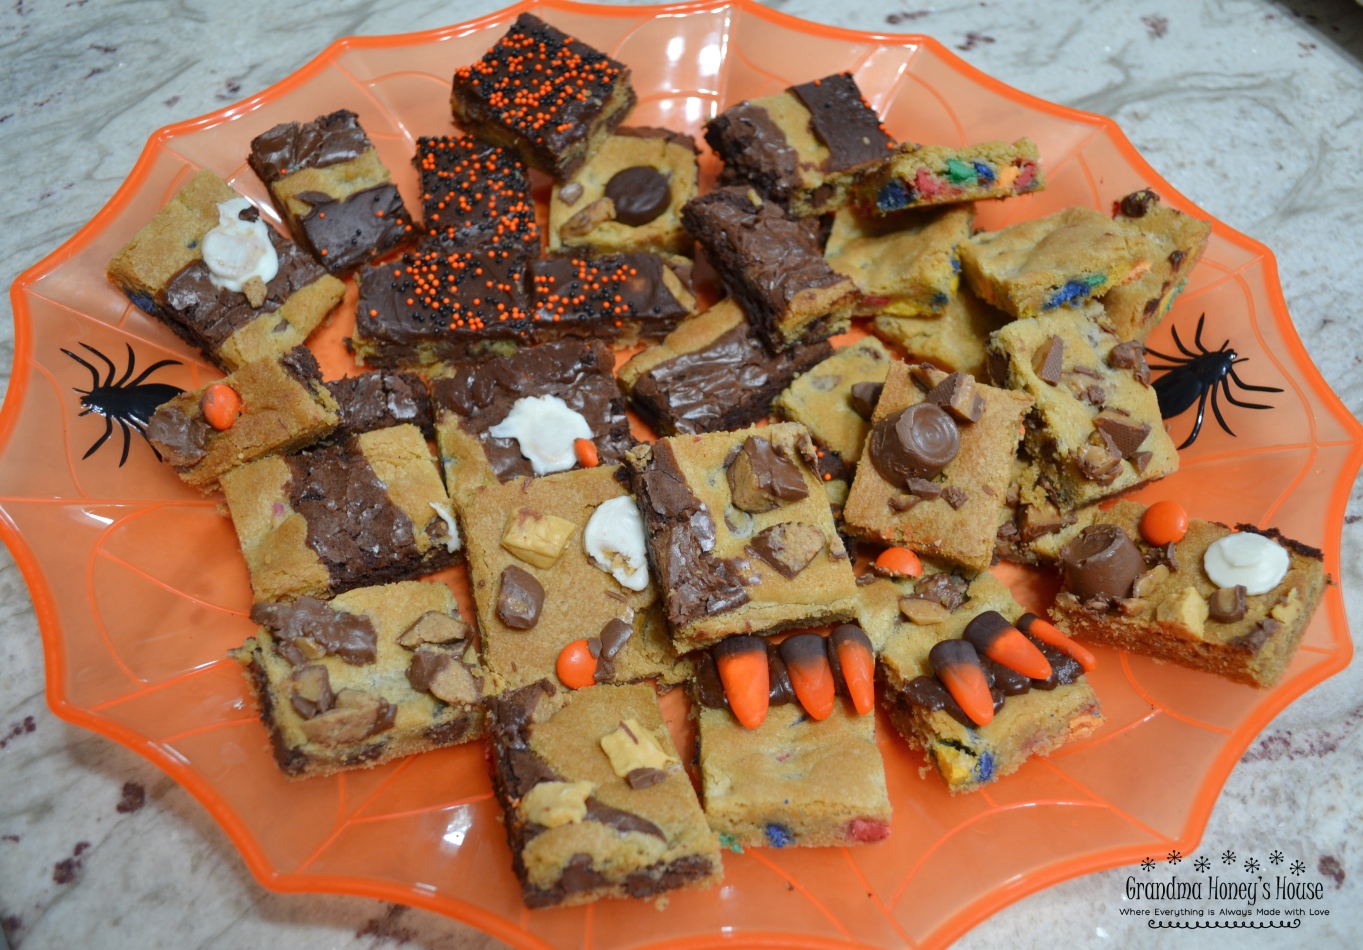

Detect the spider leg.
xmin=1227 ymin=365 xmax=1284 ymax=394
xmin=114 ymin=343 xmax=137 ymax=387
xmin=80 ymin=343 xmax=118 ymax=388
xmin=61 ymin=349 xmax=101 ymax=392
xmin=1209 ymin=382 xmax=1235 ymax=437
xmin=1220 ymin=375 xmax=1274 ymax=410
xmin=1193 ymin=314 xmax=1209 ymax=353
xmin=127 ymin=358 xmax=182 ymax=387
xmin=82 ymin=414 xmax=114 ymax=460
xmin=117 ymin=418 xmax=133 ymax=467
xmin=1142 ymin=347 xmax=1190 ymax=364
xmin=1171 ymin=323 xmax=1199 ymax=358
xmin=1178 ymin=386 xmax=1209 ymax=450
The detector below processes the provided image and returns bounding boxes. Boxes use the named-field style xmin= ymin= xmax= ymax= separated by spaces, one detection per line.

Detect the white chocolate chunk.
xmin=600 ymin=718 xmax=676 ymax=778
xmin=429 ymin=501 xmax=462 ymax=553
xmin=520 ymin=780 xmax=595 ymax=828
xmin=487 ymin=395 xmax=593 ymax=476
xmin=1204 ymin=532 xmax=1289 ymax=595
xmin=201 ymin=198 xmax=279 ymax=292
xmin=583 ymin=496 xmax=650 ymax=591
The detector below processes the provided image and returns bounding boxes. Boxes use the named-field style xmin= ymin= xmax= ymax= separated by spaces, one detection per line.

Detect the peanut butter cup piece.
xmin=498 ymin=565 xmax=545 ymax=629
xmin=727 ymin=435 xmax=809 ymax=512
xmin=868 ymin=403 xmax=960 ymax=488
xmin=747 ymin=522 xmax=826 ymax=579
xmin=1060 ymin=524 xmax=1145 ymax=601
xmin=925 ymin=372 xmax=985 ymax=424
xmin=1208 ymin=585 xmax=1248 ymax=623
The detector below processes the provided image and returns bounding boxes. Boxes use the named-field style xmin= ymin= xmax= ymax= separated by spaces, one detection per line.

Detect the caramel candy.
xmin=727 ymin=435 xmax=809 ymax=512
xmin=869 ymin=403 xmax=960 ymax=488
xmin=1060 ymin=524 xmax=1145 ymax=601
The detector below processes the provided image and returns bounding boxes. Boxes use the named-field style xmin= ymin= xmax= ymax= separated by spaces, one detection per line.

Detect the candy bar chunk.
xmin=681 ymin=188 xmax=858 ymax=350
xmin=107 ymin=169 xmax=344 ymax=371
xmin=617 ymin=299 xmax=832 ymax=436
xmin=1101 ymin=189 xmax=1212 ymax=342
xmin=325 ymin=370 xmax=433 ymax=441
xmin=879 ymin=570 xmax=1103 ymax=793
xmin=146 ymin=346 xmax=339 ymax=492
xmin=825 ymin=205 xmax=972 ymax=317
xmin=1050 ymin=501 xmax=1325 ymax=688
xmin=624 ymin=421 xmax=858 ymax=652
xmin=450 ymin=13 xmax=637 ymax=179
xmin=414 ymin=135 xmax=539 ymax=257
xmin=528 ymin=252 xmax=696 ymax=346
xmin=993 ymin=457 xmax=1102 ymax=566
xmin=233 ymin=580 xmax=485 ymax=778
xmin=988 ymin=310 xmax=1177 ymax=510
xmin=870 ymin=286 xmax=1010 ymax=380
xmin=221 ymin=424 xmax=459 ymax=604
xmin=549 ymin=127 xmax=698 ymax=256
xmin=854 ymin=138 xmax=1044 ymax=215
xmin=959 ymin=206 xmax=1150 ymax=319
xmin=842 ymin=361 xmax=1031 ymax=573
xmin=249 ymin=110 xmax=415 ymax=275
xmin=431 ymin=339 xmax=634 ymax=498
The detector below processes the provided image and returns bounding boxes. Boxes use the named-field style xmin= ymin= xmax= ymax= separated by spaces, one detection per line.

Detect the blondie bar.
xmin=870 ymin=286 xmax=1009 ymax=379
xmin=1101 ymin=189 xmax=1211 ymax=342
xmin=854 ymin=139 xmax=1043 ymax=215
xmin=824 ymin=205 xmax=972 ymax=317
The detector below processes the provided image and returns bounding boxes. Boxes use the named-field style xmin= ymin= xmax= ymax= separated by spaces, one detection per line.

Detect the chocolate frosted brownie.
xmin=624 ymin=421 xmax=859 ymax=651
xmin=988 ymin=310 xmax=1178 ymax=509
xmin=235 ymin=580 xmax=486 ymax=778
xmin=1049 ymin=501 xmax=1326 ymax=687
xmin=107 ymin=169 xmax=344 ymax=371
xmin=617 ymin=300 xmax=832 ymax=436
xmin=681 ymin=188 xmax=858 ymax=350
xmin=824 ymin=206 xmax=972 ymax=317
xmin=326 ymin=370 xmax=432 ymax=441
xmin=414 ymin=135 xmax=539 ymax=256
xmin=221 ymin=424 xmax=460 ymax=603
xmin=704 ymin=72 xmax=895 ymax=217
xmin=870 ymin=286 xmax=1009 ymax=380
xmin=549 ymin=128 xmax=698 ymax=256
xmin=1101 ymin=190 xmax=1211 ymax=342
xmin=487 ymin=681 xmax=722 ymax=907
xmin=450 ymin=13 xmax=637 ymax=179
xmin=146 ymin=346 xmax=338 ymax=492
xmin=853 ymin=139 xmax=1044 ymax=215
xmin=528 ymin=253 xmax=696 ymax=345
xmin=842 ymin=361 xmax=1031 ymax=572
xmin=249 ymin=110 xmax=415 ymax=274
xmin=431 ymin=339 xmax=634 ymax=498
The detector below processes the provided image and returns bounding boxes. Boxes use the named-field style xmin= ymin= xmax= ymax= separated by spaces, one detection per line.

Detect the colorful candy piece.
xmin=714 ymin=636 xmax=770 ymax=729
xmin=556 ymin=639 xmax=597 ymax=690
xmin=927 ymin=639 xmax=994 ymax=726
xmin=873 ymin=546 xmax=923 ymax=578
xmin=828 ymin=624 xmax=876 ymax=715
xmin=779 ymin=633 xmax=836 ymax=721
xmin=574 ymin=438 xmax=600 ymax=468
xmin=201 ymin=383 xmax=242 ymax=430
xmin=1140 ymin=500 xmax=1189 ymax=546
xmin=962 ymin=610 xmax=1052 ymax=681
xmin=1016 ymin=613 xmax=1097 ymax=673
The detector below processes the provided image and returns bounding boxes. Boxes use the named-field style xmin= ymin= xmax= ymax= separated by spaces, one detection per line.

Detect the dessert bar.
xmin=870 ymin=286 xmax=1009 ymax=379
xmin=413 ymin=135 xmax=539 ymax=256
xmin=824 ymin=205 xmax=972 ymax=317
xmin=1100 ymin=189 xmax=1211 ymax=342
xmin=326 ymin=370 xmax=433 ymax=441
xmin=854 ymin=139 xmax=1044 ymax=215
xmin=993 ymin=458 xmax=1101 ymax=565
xmin=528 ymin=252 xmax=696 ymax=345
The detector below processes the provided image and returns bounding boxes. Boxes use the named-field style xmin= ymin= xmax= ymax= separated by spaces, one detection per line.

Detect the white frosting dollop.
xmin=429 ymin=501 xmax=462 ymax=554
xmin=201 ymin=197 xmax=279 ymax=292
xmin=583 ymin=496 xmax=650 ymax=591
xmin=487 ymin=395 xmax=593 ymax=476
xmin=1203 ymin=532 xmax=1289 ymax=595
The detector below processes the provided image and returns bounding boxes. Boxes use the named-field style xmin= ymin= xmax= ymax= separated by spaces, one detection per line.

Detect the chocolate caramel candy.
xmin=604 ymin=166 xmax=671 ymax=226
xmin=849 ymin=381 xmax=884 ymax=420
xmin=497 ymin=565 xmax=545 ymax=629
xmin=925 ymin=372 xmax=985 ymax=424
xmin=727 ymin=435 xmax=809 ymax=512
xmin=766 ymin=641 xmax=796 ymax=705
xmin=868 ymin=403 xmax=960 ymax=489
xmin=1060 ymin=524 xmax=1146 ymax=601
xmin=1032 ymin=335 xmax=1064 ymax=384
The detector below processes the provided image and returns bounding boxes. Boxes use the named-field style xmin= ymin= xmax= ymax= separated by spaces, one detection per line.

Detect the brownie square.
xmin=414 ymin=135 xmax=539 ymax=257
xmin=326 ymin=370 xmax=433 ymax=441
xmin=528 ymin=252 xmax=696 ymax=345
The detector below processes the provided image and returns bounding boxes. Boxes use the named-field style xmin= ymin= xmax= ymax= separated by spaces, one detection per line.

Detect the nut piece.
xmin=560 ymin=196 xmax=616 ymax=239
xmin=501 ymin=507 xmax=577 ymax=569
xmin=298 ymin=689 xmax=395 ymax=746
xmin=898 ymin=597 xmax=952 ymax=625
xmin=1032 ymin=336 xmax=1064 ymax=384
xmin=747 ymin=522 xmax=826 ymax=580
xmin=520 ymin=780 xmax=595 ymax=828
xmin=1132 ymin=564 xmax=1171 ymax=600
xmin=1208 ymin=585 xmax=1248 ymax=623
xmin=926 ymin=372 xmax=986 ymax=424
xmin=498 ymin=565 xmax=545 ymax=630
xmin=397 ymin=611 xmax=470 ymax=648
xmin=290 ymin=664 xmax=334 ymax=719
xmin=1155 ymin=586 xmax=1209 ymax=639
xmin=727 ymin=436 xmax=809 ymax=513
xmin=600 ymin=718 xmax=676 ymax=778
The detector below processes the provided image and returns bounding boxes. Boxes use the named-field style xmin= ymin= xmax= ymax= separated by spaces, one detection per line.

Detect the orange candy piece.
xmin=1140 ymin=500 xmax=1189 ymax=546
xmin=574 ymin=438 xmax=599 ymax=468
xmin=714 ymin=636 xmax=769 ymax=729
xmin=556 ymin=639 xmax=597 ymax=689
xmin=963 ymin=611 xmax=1052 ymax=681
xmin=1017 ymin=613 xmax=1098 ymax=673
xmin=929 ymin=640 xmax=995 ymax=726
xmin=779 ymin=633 xmax=835 ymax=720
xmin=830 ymin=624 xmax=876 ymax=715
xmin=873 ymin=546 xmax=922 ymax=578
xmin=200 ymin=383 xmax=241 ymax=431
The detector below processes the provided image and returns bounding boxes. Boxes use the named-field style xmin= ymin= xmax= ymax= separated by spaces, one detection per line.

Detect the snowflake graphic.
xmin=1291 ymin=860 xmax=1307 ymax=876
xmin=1194 ymin=856 xmax=1211 ymax=872
xmin=1270 ymin=850 xmax=1284 ymax=865
xmin=1245 ymin=858 xmax=1261 ymax=873
xmin=1222 ymin=850 xmax=1237 ymax=865
xmin=1141 ymin=857 xmax=1155 ymax=872
xmin=1167 ymin=849 xmax=1183 ymax=865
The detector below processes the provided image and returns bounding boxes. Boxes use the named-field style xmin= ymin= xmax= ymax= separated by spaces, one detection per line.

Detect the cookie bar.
xmin=624 ymin=421 xmax=859 ymax=651
xmin=1049 ymin=501 xmax=1326 ymax=688
xmin=234 ymin=580 xmax=485 ymax=778
xmin=431 ymin=339 xmax=634 ymax=498
xmin=842 ymin=361 xmax=1031 ymax=573
xmin=249 ymin=110 xmax=414 ymax=275
xmin=617 ymin=299 xmax=832 ymax=436
xmin=461 ymin=465 xmax=689 ymax=692
xmin=704 ymin=72 xmax=894 ymax=217
xmin=988 ymin=310 xmax=1178 ymax=509
xmin=450 ymin=13 xmax=636 ymax=179
xmin=528 ymin=253 xmax=697 ymax=345
xmin=879 ymin=571 xmax=1103 ymax=793
xmin=487 ymin=681 xmax=722 ymax=907
xmin=771 ymin=337 xmax=892 ymax=504
xmin=993 ymin=457 xmax=1100 ymax=565
xmin=107 ymin=169 xmax=344 ymax=371
xmin=853 ymin=139 xmax=1044 ymax=215
xmin=824 ymin=206 xmax=972 ymax=317
xmin=870 ymin=286 xmax=1010 ymax=379
xmin=549 ymin=128 xmax=698 ymax=256
xmin=414 ymin=135 xmax=539 ymax=257
xmin=681 ymin=188 xmax=858 ymax=350
xmin=221 ymin=424 xmax=459 ymax=603
xmin=959 ymin=206 xmax=1150 ymax=319
xmin=1100 ymin=190 xmax=1211 ymax=342
xmin=146 ymin=346 xmax=338 ymax=492
xmin=326 ymin=370 xmax=432 ymax=441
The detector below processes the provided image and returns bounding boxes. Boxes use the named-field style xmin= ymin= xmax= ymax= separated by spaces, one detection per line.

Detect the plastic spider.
xmin=1147 ymin=313 xmax=1282 ymax=449
xmin=62 ymin=342 xmax=183 ymax=466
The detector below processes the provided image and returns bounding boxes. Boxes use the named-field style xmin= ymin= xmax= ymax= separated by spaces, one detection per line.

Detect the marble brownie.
xmin=1050 ymin=501 xmax=1326 ymax=688
xmin=681 ymin=187 xmax=859 ymax=350
xmin=824 ymin=205 xmax=972 ymax=317
xmin=549 ymin=127 xmax=699 ymax=256
xmin=528 ymin=252 xmax=697 ymax=345
xmin=870 ymin=286 xmax=1010 ymax=380
xmin=431 ymin=338 xmax=634 ymax=499
xmin=853 ymin=139 xmax=1044 ymax=215
xmin=221 ymin=424 xmax=460 ymax=603
xmin=617 ymin=299 xmax=832 ymax=436
xmin=450 ymin=13 xmax=637 ymax=179
xmin=325 ymin=370 xmax=433 ymax=442
xmin=624 ymin=421 xmax=859 ymax=651
xmin=413 ymin=135 xmax=539 ymax=256
xmin=146 ymin=346 xmax=339 ymax=492
xmin=842 ymin=361 xmax=1031 ymax=573
xmin=107 ymin=169 xmax=344 ymax=371
xmin=487 ymin=680 xmax=722 ymax=908
xmin=249 ymin=109 xmax=414 ymax=275
xmin=235 ymin=580 xmax=486 ymax=778
xmin=1100 ymin=189 xmax=1211 ymax=342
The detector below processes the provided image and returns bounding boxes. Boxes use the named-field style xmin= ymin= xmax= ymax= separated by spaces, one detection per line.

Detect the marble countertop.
xmin=2 ymin=0 xmax=1362 ymax=947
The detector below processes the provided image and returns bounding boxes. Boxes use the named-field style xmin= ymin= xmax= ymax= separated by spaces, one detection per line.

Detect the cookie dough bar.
xmin=853 ymin=139 xmax=1044 ymax=215
xmin=1100 ymin=189 xmax=1211 ymax=342
xmin=825 ymin=206 xmax=972 ymax=317
xmin=870 ymin=286 xmax=1010 ymax=379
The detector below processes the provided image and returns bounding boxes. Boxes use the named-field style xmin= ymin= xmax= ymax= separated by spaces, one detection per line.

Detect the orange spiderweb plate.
xmin=3 ymin=2 xmax=1359 ymax=949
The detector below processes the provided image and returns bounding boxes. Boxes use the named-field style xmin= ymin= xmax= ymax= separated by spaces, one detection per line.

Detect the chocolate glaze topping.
xmin=248 ymin=110 xmax=372 ymax=184
xmin=1060 ymin=524 xmax=1146 ymax=601
xmin=529 ymin=254 xmax=690 ymax=340
xmin=327 ymin=371 xmax=432 ymax=439
xmin=617 ymin=125 xmax=699 ymax=153
xmin=415 ymin=135 xmax=539 ymax=255
xmin=250 ymin=596 xmax=379 ymax=666
xmin=788 ymin=73 xmax=894 ymax=172
xmin=295 ymin=184 xmax=413 ymax=275
xmin=605 ymin=167 xmax=671 ymax=226
xmin=869 ymin=404 xmax=960 ymax=488
xmin=704 ymin=103 xmax=801 ymax=205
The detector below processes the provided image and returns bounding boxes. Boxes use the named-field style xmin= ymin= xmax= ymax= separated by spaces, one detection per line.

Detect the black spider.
xmin=63 ymin=342 xmax=183 ymax=466
xmin=1147 ymin=313 xmax=1282 ymax=449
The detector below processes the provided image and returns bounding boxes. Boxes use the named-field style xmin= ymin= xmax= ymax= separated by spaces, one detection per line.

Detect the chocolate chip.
xmin=868 ymin=404 xmax=960 ymax=489
xmin=926 ymin=372 xmax=986 ymax=423
xmin=1208 ymin=585 xmax=1248 ymax=623
xmin=767 ymin=641 xmax=796 ymax=705
xmin=1093 ymin=412 xmax=1151 ymax=458
xmin=598 ymin=618 xmax=633 ymax=661
xmin=1119 ymin=189 xmax=1159 ymax=218
xmin=1132 ymin=450 xmax=1153 ymax=474
xmin=849 ymin=381 xmax=884 ymax=420
xmin=1032 ymin=336 xmax=1064 ymax=384
xmin=1060 ymin=524 xmax=1146 ymax=601
xmin=727 ymin=436 xmax=809 ymax=512
xmin=605 ymin=166 xmax=671 ymax=227
xmin=904 ymin=477 xmax=943 ymax=499
xmin=237 ymin=204 xmax=261 ymax=222
xmin=694 ymin=652 xmax=729 ymax=709
xmin=1168 ymin=249 xmax=1186 ymax=271
xmin=916 ymin=572 xmax=967 ymax=611
xmin=747 ymin=522 xmax=826 ymax=579
xmin=626 ymin=767 xmax=668 ymax=789
xmin=1080 ymin=384 xmax=1107 ymax=406
xmin=497 ymin=565 xmax=544 ymax=629
xmin=1230 ymin=617 xmax=1280 ymax=653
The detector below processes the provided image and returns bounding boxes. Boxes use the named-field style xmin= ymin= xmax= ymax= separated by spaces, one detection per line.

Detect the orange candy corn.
xmin=574 ymin=438 xmax=599 ymax=468
xmin=714 ymin=636 xmax=769 ymax=729
xmin=962 ymin=610 xmax=1052 ymax=681
xmin=1140 ymin=500 xmax=1189 ymax=546
xmin=556 ymin=639 xmax=597 ymax=689
xmin=779 ymin=633 xmax=836 ymax=720
xmin=1016 ymin=613 xmax=1097 ymax=672
xmin=200 ymin=383 xmax=241 ymax=430
xmin=928 ymin=640 xmax=995 ymax=726
xmin=829 ymin=624 xmax=876 ymax=715
xmin=873 ymin=546 xmax=922 ymax=578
